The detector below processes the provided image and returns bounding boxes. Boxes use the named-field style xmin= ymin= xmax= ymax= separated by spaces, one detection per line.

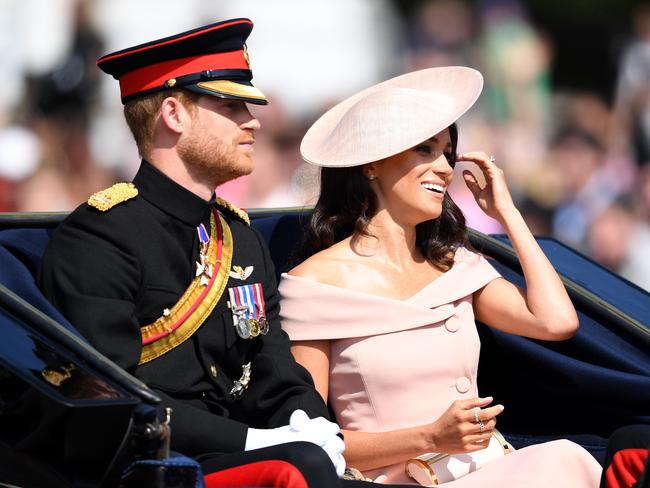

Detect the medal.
xmin=195 ymin=223 xmax=213 ymax=286
xmin=250 ymin=282 xmax=269 ymax=336
xmin=236 ymin=316 xmax=251 ymax=339
xmin=230 ymin=362 xmax=252 ymax=398
xmin=248 ymin=318 xmax=260 ymax=337
xmin=258 ymin=316 xmax=269 ymax=335
xmin=228 ymin=283 xmax=269 ymax=339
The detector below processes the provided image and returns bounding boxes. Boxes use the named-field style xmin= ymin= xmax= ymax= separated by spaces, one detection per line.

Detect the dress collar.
xmin=133 ymin=160 xmax=214 ymax=227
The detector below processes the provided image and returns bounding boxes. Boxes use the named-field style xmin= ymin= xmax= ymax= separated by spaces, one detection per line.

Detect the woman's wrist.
xmin=419 ymin=423 xmax=439 ymax=453
xmin=495 ymin=205 xmax=522 ymax=226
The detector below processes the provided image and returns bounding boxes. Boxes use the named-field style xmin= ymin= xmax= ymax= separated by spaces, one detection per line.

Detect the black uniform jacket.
xmin=38 ymin=161 xmax=330 ymax=457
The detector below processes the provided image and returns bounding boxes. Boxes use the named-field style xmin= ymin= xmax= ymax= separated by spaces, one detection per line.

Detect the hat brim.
xmin=187 ymin=80 xmax=268 ymax=105
xmin=300 ymin=66 xmax=483 ymax=167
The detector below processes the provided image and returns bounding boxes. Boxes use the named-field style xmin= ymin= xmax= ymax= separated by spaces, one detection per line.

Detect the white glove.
xmin=245 ymin=409 xmax=346 ymax=477
xmin=290 ymin=410 xmax=346 ymax=477
xmin=320 ymin=429 xmax=346 ymax=477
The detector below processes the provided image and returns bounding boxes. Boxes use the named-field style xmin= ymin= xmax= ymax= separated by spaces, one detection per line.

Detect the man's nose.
xmin=241 ymin=107 xmax=261 ymax=131
xmin=243 ymin=116 xmax=261 ymax=131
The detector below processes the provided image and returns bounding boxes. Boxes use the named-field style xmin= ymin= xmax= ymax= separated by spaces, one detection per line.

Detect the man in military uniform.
xmin=38 ymin=18 xmax=364 ymax=487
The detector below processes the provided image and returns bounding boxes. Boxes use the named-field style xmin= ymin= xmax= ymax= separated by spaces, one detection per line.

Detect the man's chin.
xmin=235 ymin=162 xmax=255 ymax=179
xmin=215 ymin=166 xmax=255 ymax=187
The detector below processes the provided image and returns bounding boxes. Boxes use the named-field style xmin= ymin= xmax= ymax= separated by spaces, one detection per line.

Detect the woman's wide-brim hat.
xmin=300 ymin=66 xmax=483 ymax=167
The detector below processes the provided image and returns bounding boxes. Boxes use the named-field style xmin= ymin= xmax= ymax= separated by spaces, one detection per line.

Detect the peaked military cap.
xmin=97 ymin=18 xmax=267 ymax=105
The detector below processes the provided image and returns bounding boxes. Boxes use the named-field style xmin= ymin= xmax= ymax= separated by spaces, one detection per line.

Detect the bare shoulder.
xmin=287 ymin=239 xmax=355 ymax=284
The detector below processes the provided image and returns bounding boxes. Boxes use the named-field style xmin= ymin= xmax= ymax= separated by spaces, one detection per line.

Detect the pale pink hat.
xmin=300 ymin=66 xmax=483 ymax=168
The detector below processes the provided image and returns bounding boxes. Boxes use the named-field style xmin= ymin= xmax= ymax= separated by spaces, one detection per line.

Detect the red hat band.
xmin=118 ymin=49 xmax=249 ymax=100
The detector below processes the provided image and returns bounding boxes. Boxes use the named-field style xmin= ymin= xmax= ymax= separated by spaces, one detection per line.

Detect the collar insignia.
xmin=216 ymin=197 xmax=250 ymax=225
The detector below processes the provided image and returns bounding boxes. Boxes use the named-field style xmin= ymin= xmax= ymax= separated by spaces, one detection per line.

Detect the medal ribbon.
xmin=139 ymin=209 xmax=233 ymax=364
xmin=228 ymin=283 xmax=268 ymax=338
xmin=229 ymin=284 xmax=257 ymax=320
xmin=228 ymin=286 xmax=247 ymax=319
xmin=251 ymin=283 xmax=266 ymax=319
xmin=240 ymin=285 xmax=256 ymax=320
xmin=197 ymin=223 xmax=209 ymax=245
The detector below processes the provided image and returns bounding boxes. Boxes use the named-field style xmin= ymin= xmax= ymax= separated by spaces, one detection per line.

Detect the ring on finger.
xmin=474 ymin=407 xmax=480 ymax=423
xmin=489 ymin=155 xmax=496 ymax=163
xmin=479 ymin=420 xmax=485 ymax=433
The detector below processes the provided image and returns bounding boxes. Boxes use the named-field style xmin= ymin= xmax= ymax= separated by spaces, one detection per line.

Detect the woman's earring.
xmin=367 ymin=175 xmax=377 ymax=181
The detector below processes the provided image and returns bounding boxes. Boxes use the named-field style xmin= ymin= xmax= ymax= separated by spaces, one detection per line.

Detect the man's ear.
xmin=160 ymin=96 xmax=189 ymax=134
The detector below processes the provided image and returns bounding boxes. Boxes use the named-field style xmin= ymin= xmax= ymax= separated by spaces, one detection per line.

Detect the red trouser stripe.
xmin=605 ymin=448 xmax=649 ymax=488
xmin=204 ymin=459 xmax=309 ymax=488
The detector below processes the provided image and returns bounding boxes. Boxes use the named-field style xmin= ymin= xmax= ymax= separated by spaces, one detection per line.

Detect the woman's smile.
xmin=420 ymin=180 xmax=447 ymax=199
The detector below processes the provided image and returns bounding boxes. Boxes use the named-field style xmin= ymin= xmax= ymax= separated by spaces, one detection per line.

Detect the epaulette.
xmin=88 ymin=183 xmax=138 ymax=212
xmin=216 ymin=197 xmax=250 ymax=225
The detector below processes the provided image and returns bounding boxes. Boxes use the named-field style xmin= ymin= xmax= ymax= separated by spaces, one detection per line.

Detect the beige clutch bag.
xmin=405 ymin=429 xmax=513 ymax=486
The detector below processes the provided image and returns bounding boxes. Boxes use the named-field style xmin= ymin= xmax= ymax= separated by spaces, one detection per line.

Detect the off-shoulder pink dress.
xmin=279 ymin=247 xmax=601 ymax=486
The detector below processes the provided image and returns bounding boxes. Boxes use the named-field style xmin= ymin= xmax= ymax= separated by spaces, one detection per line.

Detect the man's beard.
xmin=177 ymin=128 xmax=254 ymax=188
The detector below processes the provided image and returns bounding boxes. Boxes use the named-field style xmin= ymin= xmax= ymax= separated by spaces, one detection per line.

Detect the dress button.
xmin=455 ymin=376 xmax=472 ymax=393
xmin=210 ymin=365 xmax=217 ymax=377
xmin=445 ymin=301 xmax=468 ymax=332
xmin=445 ymin=315 xmax=461 ymax=332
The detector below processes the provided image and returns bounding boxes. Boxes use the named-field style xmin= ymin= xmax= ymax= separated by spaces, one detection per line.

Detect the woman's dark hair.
xmin=294 ymin=123 xmax=468 ymax=270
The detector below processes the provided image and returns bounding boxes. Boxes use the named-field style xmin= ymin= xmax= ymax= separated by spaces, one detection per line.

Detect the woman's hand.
xmin=457 ymin=152 xmax=516 ymax=222
xmin=427 ymin=397 xmax=504 ymax=454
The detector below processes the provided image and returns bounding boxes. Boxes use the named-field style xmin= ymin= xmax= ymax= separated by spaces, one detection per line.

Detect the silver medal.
xmin=235 ymin=315 xmax=251 ymax=339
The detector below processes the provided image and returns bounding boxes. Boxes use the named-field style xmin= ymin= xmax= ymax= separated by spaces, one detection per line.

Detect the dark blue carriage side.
xmin=470 ymin=233 xmax=649 ymax=458
xmin=0 ymin=209 xmax=648 ymax=486
xmin=486 ymin=234 xmax=649 ymax=344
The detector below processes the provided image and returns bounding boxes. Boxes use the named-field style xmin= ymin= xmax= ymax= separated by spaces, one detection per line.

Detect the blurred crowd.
xmin=1 ymin=0 xmax=650 ymax=291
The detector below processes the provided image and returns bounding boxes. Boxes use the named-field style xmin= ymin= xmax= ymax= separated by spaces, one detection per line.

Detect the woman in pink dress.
xmin=279 ymin=67 xmax=602 ymax=486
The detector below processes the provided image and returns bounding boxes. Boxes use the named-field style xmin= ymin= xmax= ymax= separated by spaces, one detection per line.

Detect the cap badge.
xmin=243 ymin=43 xmax=251 ymax=68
